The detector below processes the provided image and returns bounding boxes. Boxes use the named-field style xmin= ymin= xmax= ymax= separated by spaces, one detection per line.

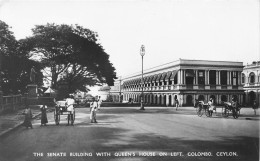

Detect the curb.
xmin=0 ymin=109 xmax=52 ymax=137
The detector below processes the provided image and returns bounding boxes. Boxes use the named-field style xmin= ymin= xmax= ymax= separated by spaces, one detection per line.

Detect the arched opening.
xmin=249 ymin=72 xmax=255 ymax=84
xmin=243 ymin=93 xmax=246 ymax=105
xmin=163 ymin=95 xmax=167 ymax=106
xmin=169 ymin=95 xmax=172 ymax=106
xmin=221 ymin=95 xmax=227 ymax=102
xmin=198 ymin=95 xmax=204 ymax=101
xmin=159 ymin=95 xmax=162 ymax=105
xmin=155 ymin=95 xmax=158 ymax=104
xmin=186 ymin=95 xmax=193 ymax=106
xmin=249 ymin=91 xmax=256 ymax=105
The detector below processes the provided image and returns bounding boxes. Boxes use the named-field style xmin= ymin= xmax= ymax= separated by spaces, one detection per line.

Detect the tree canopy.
xmin=0 ymin=20 xmax=43 ymax=95
xmin=21 ymin=23 xmax=116 ymax=93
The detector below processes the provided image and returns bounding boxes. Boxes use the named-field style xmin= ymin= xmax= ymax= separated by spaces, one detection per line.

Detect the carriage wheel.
xmin=222 ymin=107 xmax=229 ymax=117
xmin=197 ymin=105 xmax=203 ymax=117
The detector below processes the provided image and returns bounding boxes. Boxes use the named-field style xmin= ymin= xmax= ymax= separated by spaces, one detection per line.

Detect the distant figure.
xmin=97 ymin=96 xmax=102 ymax=110
xmin=208 ymin=98 xmax=214 ymax=117
xmin=40 ymin=104 xmax=48 ymax=126
xmin=65 ymin=95 xmax=75 ymax=126
xmin=175 ymin=98 xmax=179 ymax=110
xmin=90 ymin=98 xmax=98 ymax=123
xmin=252 ymin=100 xmax=257 ymax=109
xmin=30 ymin=66 xmax=36 ymax=84
xmin=22 ymin=106 xmax=33 ymax=129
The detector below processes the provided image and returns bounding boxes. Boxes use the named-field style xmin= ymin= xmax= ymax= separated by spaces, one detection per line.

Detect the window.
xmin=249 ymin=72 xmax=255 ymax=83
xmin=242 ymin=73 xmax=245 ymax=84
xmin=220 ymin=71 xmax=227 ymax=85
xmin=232 ymin=71 xmax=238 ymax=85
xmin=209 ymin=70 xmax=216 ymax=85
xmin=198 ymin=70 xmax=205 ymax=85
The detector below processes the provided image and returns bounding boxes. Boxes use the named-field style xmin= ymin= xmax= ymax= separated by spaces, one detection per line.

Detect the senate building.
xmin=116 ymin=59 xmax=245 ymax=106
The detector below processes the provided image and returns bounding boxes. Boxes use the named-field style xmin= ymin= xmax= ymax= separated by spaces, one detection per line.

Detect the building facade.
xmin=242 ymin=61 xmax=260 ymax=106
xmin=121 ymin=59 xmax=244 ymax=106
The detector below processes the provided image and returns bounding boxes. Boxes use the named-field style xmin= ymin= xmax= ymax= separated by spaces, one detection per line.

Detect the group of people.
xmin=22 ymin=104 xmax=48 ymax=129
xmin=22 ymin=95 xmax=102 ymax=129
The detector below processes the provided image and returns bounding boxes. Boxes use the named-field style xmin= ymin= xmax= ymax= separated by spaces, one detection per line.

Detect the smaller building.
xmin=242 ymin=61 xmax=260 ymax=105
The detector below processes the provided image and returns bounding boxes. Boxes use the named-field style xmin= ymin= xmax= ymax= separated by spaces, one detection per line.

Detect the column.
xmin=183 ymin=70 xmax=186 ymax=85
xmin=207 ymin=70 xmax=209 ymax=85
xmin=216 ymin=71 xmax=219 ymax=85
xmin=205 ymin=71 xmax=207 ymax=85
xmin=166 ymin=94 xmax=169 ymax=106
xmin=193 ymin=70 xmax=197 ymax=84
xmin=178 ymin=70 xmax=181 ymax=84
xmin=238 ymin=71 xmax=241 ymax=85
xmin=218 ymin=71 xmax=221 ymax=85
xmin=227 ymin=71 xmax=230 ymax=85
xmin=180 ymin=70 xmax=183 ymax=84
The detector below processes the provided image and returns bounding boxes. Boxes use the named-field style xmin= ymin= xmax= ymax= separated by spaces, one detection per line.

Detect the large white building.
xmin=121 ymin=59 xmax=244 ymax=106
xmin=242 ymin=61 xmax=260 ymax=106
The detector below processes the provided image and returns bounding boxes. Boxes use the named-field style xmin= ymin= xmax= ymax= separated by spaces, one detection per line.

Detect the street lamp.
xmin=140 ymin=45 xmax=145 ymax=110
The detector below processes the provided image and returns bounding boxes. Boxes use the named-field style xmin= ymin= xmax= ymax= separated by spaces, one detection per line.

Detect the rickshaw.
xmin=194 ymin=100 xmax=210 ymax=117
xmin=54 ymin=100 xmax=75 ymax=125
xmin=222 ymin=102 xmax=241 ymax=119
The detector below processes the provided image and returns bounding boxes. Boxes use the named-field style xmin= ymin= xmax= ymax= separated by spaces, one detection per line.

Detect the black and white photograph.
xmin=0 ymin=0 xmax=259 ymax=161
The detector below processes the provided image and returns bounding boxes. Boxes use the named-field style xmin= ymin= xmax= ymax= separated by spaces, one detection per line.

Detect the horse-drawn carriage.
xmin=54 ymin=100 xmax=75 ymax=125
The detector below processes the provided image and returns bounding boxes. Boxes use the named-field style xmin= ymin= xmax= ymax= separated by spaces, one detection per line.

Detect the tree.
xmin=22 ymin=23 xmax=116 ymax=92
xmin=0 ymin=20 xmax=43 ymax=95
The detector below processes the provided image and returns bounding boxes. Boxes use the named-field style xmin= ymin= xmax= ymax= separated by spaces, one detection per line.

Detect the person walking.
xmin=22 ymin=106 xmax=33 ymax=129
xmin=65 ymin=95 xmax=75 ymax=126
xmin=175 ymin=98 xmax=179 ymax=111
xmin=40 ymin=104 xmax=48 ymax=126
xmin=97 ymin=96 xmax=102 ymax=110
xmin=208 ymin=98 xmax=214 ymax=117
xmin=90 ymin=98 xmax=98 ymax=123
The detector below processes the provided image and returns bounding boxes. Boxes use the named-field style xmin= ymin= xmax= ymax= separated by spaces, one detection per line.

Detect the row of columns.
xmin=124 ymin=92 xmax=244 ymax=106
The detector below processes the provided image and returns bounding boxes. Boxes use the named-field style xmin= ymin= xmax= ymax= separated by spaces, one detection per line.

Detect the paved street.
xmin=0 ymin=106 xmax=259 ymax=161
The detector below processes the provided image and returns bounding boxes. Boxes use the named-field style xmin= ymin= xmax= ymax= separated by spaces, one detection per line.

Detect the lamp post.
xmin=140 ymin=45 xmax=145 ymax=110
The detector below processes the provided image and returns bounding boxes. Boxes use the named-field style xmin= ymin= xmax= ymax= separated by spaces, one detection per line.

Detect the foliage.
xmin=0 ymin=20 xmax=43 ymax=95
xmin=21 ymin=23 xmax=117 ymax=93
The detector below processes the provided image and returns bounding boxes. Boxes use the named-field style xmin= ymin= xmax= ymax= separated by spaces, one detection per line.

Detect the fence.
xmin=0 ymin=94 xmax=55 ymax=113
xmin=1 ymin=95 xmax=23 ymax=112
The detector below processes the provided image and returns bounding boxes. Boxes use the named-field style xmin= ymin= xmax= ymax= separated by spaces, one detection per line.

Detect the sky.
xmin=0 ymin=0 xmax=259 ymax=94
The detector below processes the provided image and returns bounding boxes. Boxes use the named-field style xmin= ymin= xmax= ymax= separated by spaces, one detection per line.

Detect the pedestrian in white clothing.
xmin=90 ymin=98 xmax=98 ymax=123
xmin=97 ymin=96 xmax=102 ymax=110
xmin=65 ymin=95 xmax=75 ymax=125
